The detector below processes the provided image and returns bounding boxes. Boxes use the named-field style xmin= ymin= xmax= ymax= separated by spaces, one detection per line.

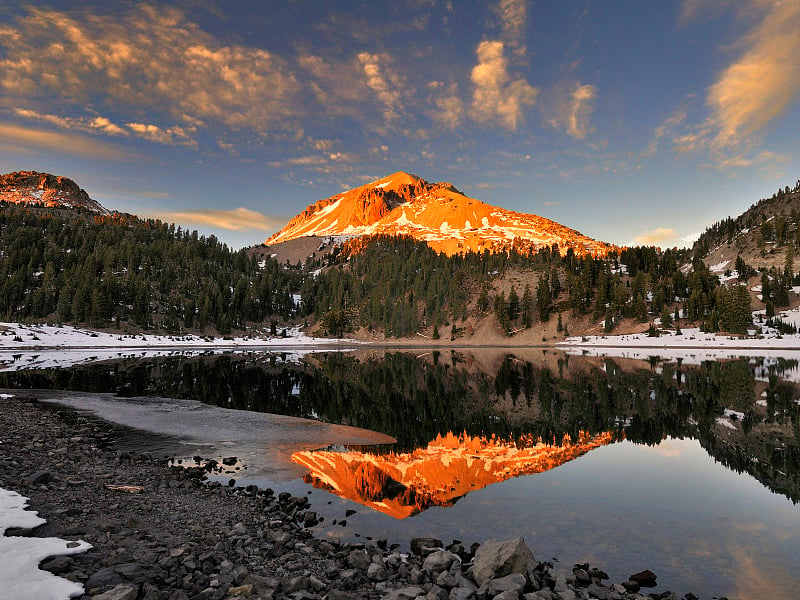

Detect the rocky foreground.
xmin=0 ymin=394 xmax=713 ymax=600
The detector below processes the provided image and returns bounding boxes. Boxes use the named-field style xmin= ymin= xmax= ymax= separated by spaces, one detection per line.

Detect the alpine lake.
xmin=2 ymin=347 xmax=799 ymax=599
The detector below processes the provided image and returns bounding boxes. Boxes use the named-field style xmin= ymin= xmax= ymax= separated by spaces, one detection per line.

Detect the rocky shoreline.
xmin=1 ymin=394 xmax=715 ymax=600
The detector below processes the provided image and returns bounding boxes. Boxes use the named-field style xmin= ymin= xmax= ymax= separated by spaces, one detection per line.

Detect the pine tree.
xmin=521 ymin=283 xmax=533 ymax=328
xmin=537 ymin=273 xmax=551 ymax=322
xmin=508 ymin=285 xmax=520 ymax=322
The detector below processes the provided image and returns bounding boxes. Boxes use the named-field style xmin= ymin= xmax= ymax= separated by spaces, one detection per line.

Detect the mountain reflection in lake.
xmin=2 ymin=348 xmax=800 ymax=598
xmin=292 ymin=431 xmax=616 ymax=519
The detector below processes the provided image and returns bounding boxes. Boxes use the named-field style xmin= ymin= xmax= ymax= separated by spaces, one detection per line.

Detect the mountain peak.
xmin=0 ymin=170 xmax=108 ymax=214
xmin=267 ymin=172 xmax=614 ymax=257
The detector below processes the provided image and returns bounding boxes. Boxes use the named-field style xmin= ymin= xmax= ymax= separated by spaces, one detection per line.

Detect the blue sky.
xmin=1 ymin=0 xmax=798 ymax=249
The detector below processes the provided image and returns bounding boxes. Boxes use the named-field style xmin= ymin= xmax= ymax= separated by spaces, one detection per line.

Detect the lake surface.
xmin=2 ymin=348 xmax=799 ymax=598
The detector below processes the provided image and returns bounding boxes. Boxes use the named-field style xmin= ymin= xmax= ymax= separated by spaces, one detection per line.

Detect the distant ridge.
xmin=267 ymin=171 xmax=615 ymax=257
xmin=0 ymin=170 xmax=108 ymax=214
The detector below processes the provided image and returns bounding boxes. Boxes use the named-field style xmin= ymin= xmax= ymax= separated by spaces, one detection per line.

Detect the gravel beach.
xmin=0 ymin=393 xmax=709 ymax=600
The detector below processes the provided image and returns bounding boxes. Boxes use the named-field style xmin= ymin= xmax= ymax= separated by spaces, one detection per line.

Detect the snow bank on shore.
xmin=0 ymin=322 xmax=350 ymax=350
xmin=0 ymin=488 xmax=91 ymax=600
xmin=560 ymin=306 xmax=800 ymax=360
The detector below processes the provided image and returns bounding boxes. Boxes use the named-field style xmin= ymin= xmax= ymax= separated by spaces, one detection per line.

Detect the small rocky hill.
xmin=694 ymin=180 xmax=800 ymax=277
xmin=0 ymin=170 xmax=109 ymax=214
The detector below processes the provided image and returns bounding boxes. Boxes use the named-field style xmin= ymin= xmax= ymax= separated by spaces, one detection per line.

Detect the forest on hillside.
xmin=4 ymin=189 xmax=798 ymax=339
xmin=0 ymin=205 xmax=302 ymax=334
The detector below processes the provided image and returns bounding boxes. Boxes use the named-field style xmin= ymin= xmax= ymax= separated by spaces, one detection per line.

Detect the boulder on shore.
xmin=471 ymin=537 xmax=535 ymax=587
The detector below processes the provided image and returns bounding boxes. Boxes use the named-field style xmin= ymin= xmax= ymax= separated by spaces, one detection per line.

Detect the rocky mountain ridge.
xmin=267 ymin=171 xmax=615 ymax=257
xmin=0 ymin=170 xmax=108 ymax=214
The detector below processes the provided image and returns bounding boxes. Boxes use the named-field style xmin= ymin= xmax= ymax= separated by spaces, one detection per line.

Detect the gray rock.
xmin=553 ymin=572 xmax=569 ymax=593
xmin=285 ymin=575 xmax=311 ymax=593
xmin=423 ymin=550 xmax=459 ymax=574
xmin=494 ymin=591 xmax=521 ymax=600
xmin=411 ymin=538 xmax=443 ymax=556
xmin=487 ymin=573 xmax=527 ymax=596
xmin=368 ymin=562 xmax=388 ymax=581
xmin=572 ymin=568 xmax=591 ymax=586
xmin=40 ymin=555 xmax=74 ymax=574
xmin=27 ymin=469 xmax=52 ymax=485
xmin=94 ymin=585 xmax=139 ymax=600
xmin=586 ymin=583 xmax=622 ymax=600
xmin=448 ymin=587 xmax=476 ymax=600
xmin=426 ymin=585 xmax=449 ymax=600
xmin=382 ymin=585 xmax=426 ymax=600
xmin=554 ymin=590 xmax=576 ymax=600
xmin=472 ymin=538 xmax=535 ymax=587
xmin=435 ymin=570 xmax=457 ymax=588
xmin=348 ymin=549 xmax=371 ymax=571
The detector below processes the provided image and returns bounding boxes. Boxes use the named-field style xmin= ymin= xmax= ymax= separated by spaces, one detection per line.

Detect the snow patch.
xmin=0 ymin=488 xmax=91 ymax=600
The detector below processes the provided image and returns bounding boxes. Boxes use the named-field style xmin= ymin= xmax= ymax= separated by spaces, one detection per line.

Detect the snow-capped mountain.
xmin=0 ymin=171 xmax=109 ymax=214
xmin=267 ymin=171 xmax=614 ymax=256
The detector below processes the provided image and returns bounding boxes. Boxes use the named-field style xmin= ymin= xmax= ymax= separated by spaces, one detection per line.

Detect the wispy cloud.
xmin=634 ymin=227 xmax=676 ymax=245
xmin=357 ymin=52 xmax=407 ymax=123
xmin=126 ymin=123 xmax=197 ymax=148
xmin=642 ymin=108 xmax=688 ymax=157
xmin=13 ymin=108 xmax=129 ymax=137
xmin=495 ymin=0 xmax=528 ymax=57
xmin=0 ymin=5 xmax=301 ymax=138
xmin=0 ymin=122 xmax=131 ymax=160
xmin=547 ymin=82 xmax=597 ymax=140
xmin=13 ymin=107 xmax=197 ymax=148
xmin=706 ymin=1 xmax=800 ymax=148
xmin=674 ymin=0 xmax=800 ymax=166
xmin=153 ymin=207 xmax=286 ymax=232
xmin=470 ymin=41 xmax=538 ymax=130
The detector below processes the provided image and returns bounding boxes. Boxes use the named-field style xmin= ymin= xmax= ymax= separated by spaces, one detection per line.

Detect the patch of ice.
xmin=715 ymin=417 xmax=737 ymax=430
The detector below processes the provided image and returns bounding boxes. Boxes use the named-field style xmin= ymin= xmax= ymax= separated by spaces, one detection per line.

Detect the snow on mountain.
xmin=266 ymin=171 xmax=615 ymax=256
xmin=0 ymin=171 xmax=109 ymax=214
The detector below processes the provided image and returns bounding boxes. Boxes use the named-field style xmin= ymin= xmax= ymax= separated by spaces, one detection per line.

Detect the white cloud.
xmin=357 ymin=52 xmax=406 ymax=123
xmin=0 ymin=122 xmax=131 ymax=160
xmin=470 ymin=41 xmax=538 ymax=130
xmin=126 ymin=123 xmax=197 ymax=148
xmin=706 ymin=1 xmax=800 ymax=148
xmin=634 ymin=227 xmax=677 ymax=245
xmin=0 ymin=5 xmax=301 ymax=137
xmin=674 ymin=0 xmax=800 ymax=166
xmin=152 ymin=207 xmax=285 ymax=232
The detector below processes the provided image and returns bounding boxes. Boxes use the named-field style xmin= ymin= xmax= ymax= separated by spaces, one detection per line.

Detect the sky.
xmin=0 ymin=0 xmax=798 ymax=250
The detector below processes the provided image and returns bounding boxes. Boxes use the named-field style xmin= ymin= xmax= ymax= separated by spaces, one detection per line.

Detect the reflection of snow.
xmin=0 ymin=488 xmax=91 ymax=600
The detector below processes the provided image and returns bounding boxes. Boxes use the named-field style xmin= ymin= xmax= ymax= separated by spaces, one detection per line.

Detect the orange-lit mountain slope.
xmin=292 ymin=430 xmax=615 ymax=519
xmin=267 ymin=172 xmax=614 ymax=257
xmin=0 ymin=171 xmax=109 ymax=214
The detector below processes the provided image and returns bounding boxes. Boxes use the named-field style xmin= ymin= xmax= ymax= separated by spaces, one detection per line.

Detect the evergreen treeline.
xmin=0 ymin=205 xmax=302 ymax=333
xmin=694 ymin=180 xmax=800 ymax=257
xmin=299 ymin=233 xmax=755 ymax=337
xmin=0 ymin=202 xmax=767 ymax=338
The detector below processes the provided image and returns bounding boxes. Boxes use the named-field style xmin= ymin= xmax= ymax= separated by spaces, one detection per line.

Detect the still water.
xmin=2 ymin=348 xmax=799 ymax=598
